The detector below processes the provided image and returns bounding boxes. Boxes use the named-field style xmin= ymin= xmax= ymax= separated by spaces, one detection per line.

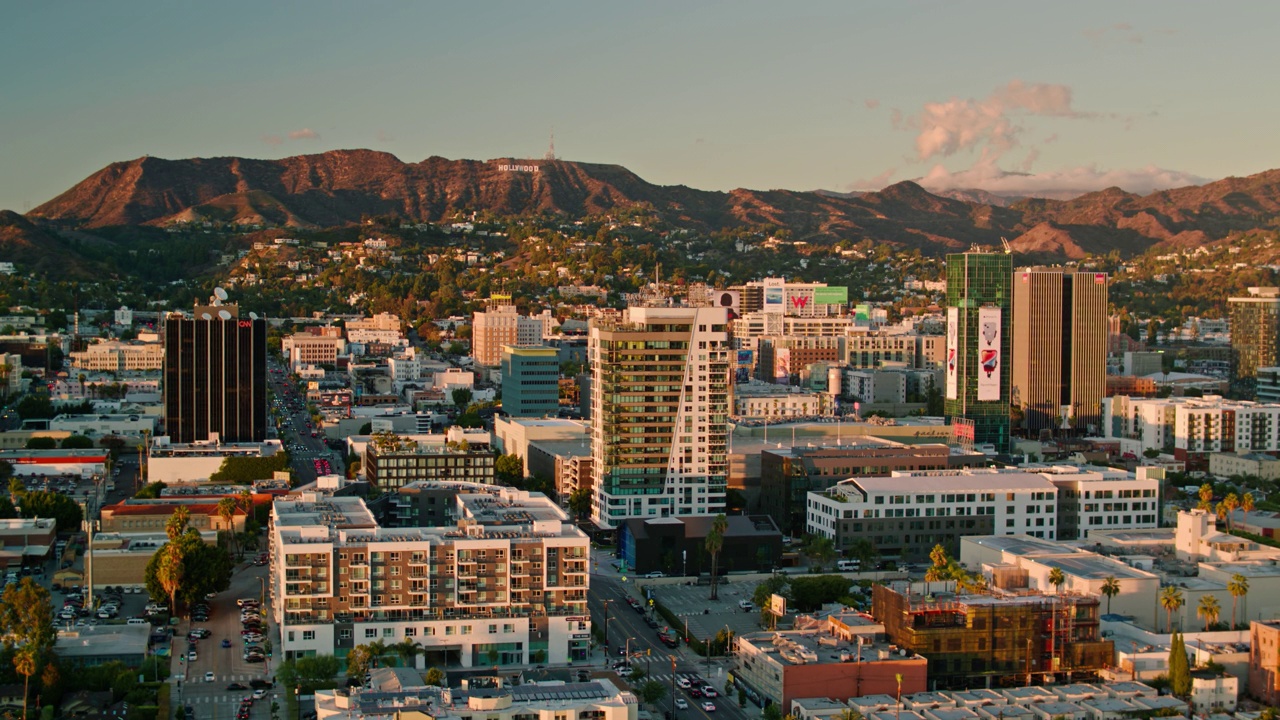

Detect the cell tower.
xmin=544 ymin=128 xmax=556 ymax=161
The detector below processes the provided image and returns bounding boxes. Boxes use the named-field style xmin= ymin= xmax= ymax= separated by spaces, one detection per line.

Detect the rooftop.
xmin=55 ymin=625 xmax=149 ymax=657
xmin=738 ymin=629 xmax=917 ymax=667
xmin=832 ymin=469 xmax=1058 ymax=496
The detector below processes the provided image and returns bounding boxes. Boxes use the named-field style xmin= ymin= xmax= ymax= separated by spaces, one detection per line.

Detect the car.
xmin=644 ymin=571 xmax=665 ymax=579
xmin=253 ymin=689 xmax=267 ymax=700
xmin=227 ymin=683 xmax=248 ymax=691
xmin=688 ymin=688 xmax=702 ymax=698
xmin=701 ymin=702 xmax=716 ymax=712
xmin=244 ymin=654 xmax=265 ymax=664
xmin=702 ymin=687 xmax=718 ymax=698
xmin=676 ymin=678 xmax=691 ymax=689
xmin=188 ymin=651 xmax=197 ymax=661
xmin=738 ymin=600 xmax=754 ymax=611
xmin=222 ymin=639 xmax=233 ymax=648
xmin=205 ymin=672 xmax=215 ymax=682
xmin=644 ymin=616 xmax=659 ymax=629
xmin=675 ymin=699 xmax=689 ymax=710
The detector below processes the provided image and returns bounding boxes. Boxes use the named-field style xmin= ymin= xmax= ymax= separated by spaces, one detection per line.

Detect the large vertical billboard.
xmin=763 ymin=278 xmax=785 ymax=314
xmin=774 ymin=347 xmax=791 ymax=383
xmin=977 ymin=306 xmax=1002 ymax=401
xmin=945 ymin=307 xmax=959 ymax=400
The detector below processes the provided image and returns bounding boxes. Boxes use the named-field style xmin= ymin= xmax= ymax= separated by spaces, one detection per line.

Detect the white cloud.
xmin=909 ymin=80 xmax=1090 ymax=163
xmin=288 ymin=128 xmax=320 ymax=141
xmin=916 ymin=161 xmax=1209 ymax=197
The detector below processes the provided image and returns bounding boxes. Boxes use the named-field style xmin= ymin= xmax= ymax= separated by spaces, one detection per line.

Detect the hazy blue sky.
xmin=3 ymin=2 xmax=1277 ymax=211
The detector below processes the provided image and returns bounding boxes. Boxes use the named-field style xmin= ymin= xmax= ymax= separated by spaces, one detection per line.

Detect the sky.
xmin=3 ymin=2 xmax=1279 ymax=212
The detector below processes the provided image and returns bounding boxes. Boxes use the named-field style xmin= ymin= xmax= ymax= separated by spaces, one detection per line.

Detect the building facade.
xmin=1249 ymin=619 xmax=1280 ymax=706
xmin=271 ymin=488 xmax=590 ymax=666
xmin=500 ymin=345 xmax=560 ymax=418
xmin=163 ymin=307 xmax=267 ymax=444
xmin=473 ymin=306 xmax=544 ymax=368
xmin=363 ymin=431 xmax=494 ymax=491
xmin=1229 ymin=287 xmax=1280 ymax=380
xmin=1012 ymin=269 xmax=1108 ymax=435
xmin=68 ymin=341 xmax=164 ymax=372
xmin=589 ymin=306 xmax=731 ymax=528
xmin=945 ymin=251 xmax=1013 ymax=452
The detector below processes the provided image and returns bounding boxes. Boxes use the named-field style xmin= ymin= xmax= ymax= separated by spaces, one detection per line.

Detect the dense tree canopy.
xmin=16 ymin=491 xmax=82 ymax=532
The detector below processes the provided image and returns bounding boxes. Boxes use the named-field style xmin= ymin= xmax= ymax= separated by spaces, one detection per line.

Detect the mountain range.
xmin=17 ymin=150 xmax=1280 ymax=264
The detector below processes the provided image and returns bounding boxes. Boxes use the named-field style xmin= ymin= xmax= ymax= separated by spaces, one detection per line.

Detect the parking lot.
xmin=637 ymin=578 xmax=770 ymax=642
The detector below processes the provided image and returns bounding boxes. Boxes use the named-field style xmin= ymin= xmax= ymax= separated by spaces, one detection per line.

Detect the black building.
xmin=618 ymin=515 xmax=783 ymax=576
xmin=163 ymin=307 xmax=267 ymax=443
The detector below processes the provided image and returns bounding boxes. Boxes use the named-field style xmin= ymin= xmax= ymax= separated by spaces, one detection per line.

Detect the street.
xmin=269 ymin=366 xmax=345 ymax=486
xmin=589 ymin=573 xmax=756 ymax=720
xmin=171 ymin=560 xmax=277 ymax=720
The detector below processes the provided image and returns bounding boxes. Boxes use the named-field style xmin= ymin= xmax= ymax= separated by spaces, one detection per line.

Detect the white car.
xmin=676 ymin=678 xmax=691 ymax=689
xmin=644 ymin=571 xmax=665 ymax=579
xmin=737 ymin=600 xmax=754 ymax=610
xmin=205 ymin=672 xmax=215 ymax=682
xmin=701 ymin=702 xmax=716 ymax=712
xmin=675 ymin=699 xmax=689 ymax=710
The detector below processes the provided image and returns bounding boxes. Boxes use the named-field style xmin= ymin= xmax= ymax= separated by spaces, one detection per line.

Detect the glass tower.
xmin=944 ymin=251 xmax=1012 ymax=453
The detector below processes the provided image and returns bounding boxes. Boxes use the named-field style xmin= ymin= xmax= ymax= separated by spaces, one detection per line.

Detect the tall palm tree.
xmin=1048 ymin=567 xmax=1066 ymax=595
xmin=367 ymin=639 xmax=389 ymax=668
xmin=1101 ymin=576 xmax=1121 ymax=615
xmin=1227 ymin=573 xmax=1249 ymax=629
xmin=166 ymin=506 xmax=191 ymax=541
xmin=1242 ymin=492 xmax=1256 ymax=528
xmin=706 ymin=513 xmax=728 ymax=601
xmin=1222 ymin=493 xmax=1240 ymax=532
xmin=158 ymin=543 xmax=184 ymax=615
xmin=393 ymin=638 xmax=423 ymax=668
xmin=14 ymin=647 xmax=35 ymax=720
xmin=217 ymin=497 xmax=239 ymax=558
xmin=239 ymin=488 xmax=254 ymax=516
xmin=1196 ymin=594 xmax=1220 ymax=631
xmin=1198 ymin=483 xmax=1214 ymax=511
xmin=1160 ymin=586 xmax=1185 ymax=633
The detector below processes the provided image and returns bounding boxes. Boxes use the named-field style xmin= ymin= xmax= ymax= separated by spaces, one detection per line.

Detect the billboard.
xmin=763 ymin=278 xmax=785 ymax=313
xmin=713 ymin=290 xmax=741 ymax=319
xmin=945 ymin=307 xmax=959 ymax=400
xmin=977 ymin=306 xmax=1002 ymax=402
xmin=774 ymin=348 xmax=791 ymax=383
xmin=736 ymin=349 xmax=754 ymax=366
xmin=813 ymin=286 xmax=849 ymax=305
xmin=770 ymin=594 xmax=787 ymax=617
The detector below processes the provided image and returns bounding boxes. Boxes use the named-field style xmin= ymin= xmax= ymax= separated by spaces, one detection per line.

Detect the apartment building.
xmin=1041 ymin=465 xmax=1162 ymax=540
xmin=270 ymin=487 xmax=591 ymax=666
xmin=282 ymin=333 xmax=347 ymax=371
xmin=1103 ymin=395 xmax=1280 ymax=465
xmin=873 ymin=583 xmax=1113 ymax=689
xmin=1229 ymin=287 xmax=1280 ymax=379
xmin=362 ymin=430 xmax=494 ymax=490
xmin=733 ymin=381 xmax=830 ymax=419
xmin=315 ymin=675 xmax=637 ymax=720
xmin=589 ymin=305 xmax=731 ymax=527
xmin=472 ymin=306 xmax=545 ymax=367
xmin=68 ymin=341 xmax=164 ymax=372
xmin=1249 ymin=619 xmax=1280 ymax=707
xmin=735 ymin=279 xmax=849 ymax=317
xmin=757 ymin=337 xmax=845 ymax=383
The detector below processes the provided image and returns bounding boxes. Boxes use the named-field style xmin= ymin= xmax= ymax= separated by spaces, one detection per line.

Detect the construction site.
xmin=873 ymin=582 xmax=1113 ymax=690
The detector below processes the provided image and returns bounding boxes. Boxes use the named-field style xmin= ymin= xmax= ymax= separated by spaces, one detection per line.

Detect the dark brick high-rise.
xmin=163 ymin=306 xmax=266 ymax=443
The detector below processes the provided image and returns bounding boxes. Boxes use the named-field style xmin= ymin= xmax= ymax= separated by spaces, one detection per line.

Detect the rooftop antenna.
xmin=1000 ymin=237 xmax=1013 ymax=254
xmin=211 ymin=286 xmax=228 ymax=306
xmin=544 ymin=128 xmax=556 ymax=161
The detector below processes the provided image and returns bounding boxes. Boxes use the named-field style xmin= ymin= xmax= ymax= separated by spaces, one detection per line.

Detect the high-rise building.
xmin=472 ymin=305 xmax=545 ymax=367
xmin=1012 ymin=269 xmax=1109 ymax=435
xmin=163 ymin=305 xmax=266 ymax=444
xmin=501 ymin=345 xmax=561 ymax=418
xmin=944 ymin=251 xmax=1013 ymax=452
xmin=1229 ymin=287 xmax=1280 ymax=380
xmin=588 ymin=306 xmax=731 ymax=528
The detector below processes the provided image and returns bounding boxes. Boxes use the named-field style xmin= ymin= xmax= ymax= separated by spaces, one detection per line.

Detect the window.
xmin=303 ymin=630 xmax=315 ymax=640
xmin=383 ymin=628 xmax=394 ymax=637
xmin=405 ymin=628 xmax=417 ymax=637
xmin=365 ymin=629 xmax=378 ymax=638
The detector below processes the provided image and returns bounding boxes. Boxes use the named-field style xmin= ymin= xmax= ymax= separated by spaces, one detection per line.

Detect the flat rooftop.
xmin=56 ymin=625 xmax=149 ymax=657
xmin=964 ymin=534 xmax=1075 ymax=556
xmin=842 ymin=470 xmax=1058 ymax=494
xmin=739 ymin=630 xmax=917 ymax=667
xmin=1036 ymin=554 xmax=1157 ymax=581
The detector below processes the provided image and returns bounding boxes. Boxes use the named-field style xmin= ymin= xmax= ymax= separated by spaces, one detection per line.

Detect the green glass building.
xmin=944 ymin=251 xmax=1012 ymax=452
xmin=500 ymin=345 xmax=561 ymax=417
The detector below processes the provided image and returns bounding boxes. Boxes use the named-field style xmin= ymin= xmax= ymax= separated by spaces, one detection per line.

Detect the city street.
xmin=589 ymin=575 xmax=753 ymax=720
xmin=170 ymin=560 xmax=277 ymax=720
xmin=270 ymin=366 xmax=345 ymax=486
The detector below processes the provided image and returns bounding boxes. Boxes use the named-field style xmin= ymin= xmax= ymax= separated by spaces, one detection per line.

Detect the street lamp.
xmin=600 ymin=599 xmax=613 ymax=661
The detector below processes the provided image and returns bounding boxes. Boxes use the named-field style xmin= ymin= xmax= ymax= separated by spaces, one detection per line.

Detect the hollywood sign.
xmin=498 ymin=164 xmax=540 ymax=172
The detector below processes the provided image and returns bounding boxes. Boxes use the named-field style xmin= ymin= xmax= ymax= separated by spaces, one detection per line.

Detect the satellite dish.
xmin=249 ymin=312 xmax=259 ymax=320
xmin=214 ymin=287 xmax=228 ymax=301
xmin=201 ymin=312 xmax=213 ymax=320
xmin=218 ymin=309 xmax=233 ymax=321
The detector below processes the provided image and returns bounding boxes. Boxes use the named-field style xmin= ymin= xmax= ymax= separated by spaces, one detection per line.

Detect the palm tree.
xmin=1196 ymin=594 xmax=1220 ymax=631
xmin=14 ymin=647 xmax=35 ymax=720
xmin=1227 ymin=573 xmax=1249 ymax=629
xmin=837 ymin=710 xmax=865 ymax=720
xmin=393 ymin=638 xmax=423 ymax=668
xmin=1048 ymin=567 xmax=1066 ymax=595
xmin=1101 ymin=576 xmax=1121 ymax=615
xmin=217 ymin=497 xmax=239 ymax=558
xmin=166 ymin=506 xmax=191 ymax=541
xmin=1160 ymin=586 xmax=1185 ymax=633
xmin=929 ymin=544 xmax=949 ymax=570
xmin=158 ymin=544 xmax=184 ymax=615
xmin=706 ymin=513 xmax=728 ymax=601
xmin=367 ymin=639 xmax=388 ymax=668
xmin=1198 ymin=483 xmax=1214 ymax=511
xmin=1242 ymin=492 xmax=1256 ymax=528
xmin=1222 ymin=493 xmax=1240 ymax=531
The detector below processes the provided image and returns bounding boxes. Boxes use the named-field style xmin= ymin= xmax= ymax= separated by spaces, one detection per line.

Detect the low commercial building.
xmin=99 ymin=499 xmax=246 ymax=535
xmin=1209 ymin=451 xmax=1280 ymax=480
xmin=732 ymin=613 xmax=926 ymax=712
xmin=0 ymin=518 xmax=56 ymax=569
xmin=760 ymin=439 xmax=986 ymax=535
xmin=282 ymin=333 xmax=346 ymax=371
xmin=315 ymin=676 xmax=636 ymax=720
xmin=873 ymin=582 xmax=1112 ymax=689
xmin=733 ymin=381 xmax=831 ymax=420
xmin=147 ymin=436 xmax=284 ymax=483
xmin=68 ymin=341 xmax=164 ymax=372
xmin=0 ymin=449 xmax=107 ymax=478
xmin=617 ymin=515 xmax=783 ymax=576
xmin=48 ymin=413 xmax=158 ymax=441
xmin=55 ymin=625 xmax=150 ymax=667
xmin=270 ymin=487 xmax=590 ymax=666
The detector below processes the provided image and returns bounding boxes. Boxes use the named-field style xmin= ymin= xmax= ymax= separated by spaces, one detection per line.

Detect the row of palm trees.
xmin=1153 ymin=573 xmax=1251 ymax=632
xmin=1196 ymin=483 xmax=1256 ymax=533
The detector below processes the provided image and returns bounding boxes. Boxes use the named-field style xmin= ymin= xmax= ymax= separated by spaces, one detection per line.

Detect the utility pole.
xmin=669 ymin=655 xmax=677 ymax=719
xmin=601 ymin=599 xmax=613 ymax=661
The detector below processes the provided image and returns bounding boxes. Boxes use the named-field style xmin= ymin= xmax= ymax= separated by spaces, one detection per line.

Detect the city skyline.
xmin=4 ymin=2 xmax=1279 ymax=213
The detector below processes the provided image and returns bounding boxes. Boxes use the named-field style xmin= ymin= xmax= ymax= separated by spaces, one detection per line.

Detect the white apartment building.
xmin=282 ymin=333 xmax=347 ymax=370
xmin=270 ymin=487 xmax=590 ymax=666
xmin=805 ymin=466 xmax=1161 ymax=558
xmin=589 ymin=305 xmax=731 ymax=527
xmin=733 ymin=381 xmax=828 ymax=419
xmin=1103 ymin=395 xmax=1280 ymax=457
xmin=68 ymin=341 xmax=164 ymax=372
xmin=473 ymin=306 xmax=545 ymax=367
xmin=733 ymin=313 xmax=854 ymax=341
xmin=315 ymin=675 xmax=637 ymax=720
